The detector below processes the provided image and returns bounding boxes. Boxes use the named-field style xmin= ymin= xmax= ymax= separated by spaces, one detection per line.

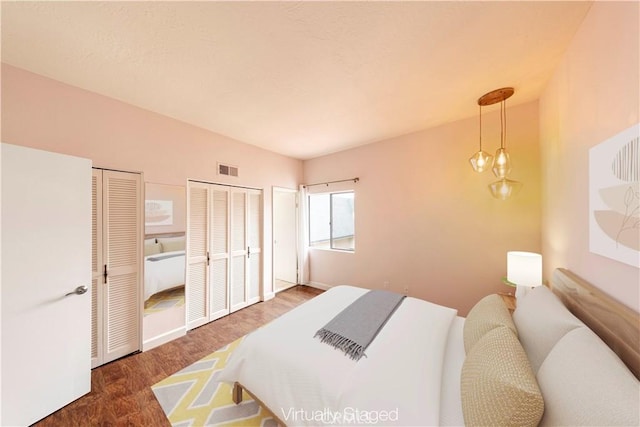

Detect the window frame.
xmin=308 ymin=190 xmax=355 ymax=252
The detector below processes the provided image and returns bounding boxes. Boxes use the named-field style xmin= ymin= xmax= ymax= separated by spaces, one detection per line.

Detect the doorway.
xmin=273 ymin=187 xmax=298 ymax=292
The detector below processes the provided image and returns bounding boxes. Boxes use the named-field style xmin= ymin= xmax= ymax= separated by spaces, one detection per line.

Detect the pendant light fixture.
xmin=492 ymin=99 xmax=512 ymax=179
xmin=469 ymin=104 xmax=493 ymax=172
xmin=471 ymin=87 xmax=523 ymax=200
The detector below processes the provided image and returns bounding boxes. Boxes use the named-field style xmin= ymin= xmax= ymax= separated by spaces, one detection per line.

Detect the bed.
xmin=218 ymin=268 xmax=640 ymax=426
xmin=144 ymin=235 xmax=186 ymax=301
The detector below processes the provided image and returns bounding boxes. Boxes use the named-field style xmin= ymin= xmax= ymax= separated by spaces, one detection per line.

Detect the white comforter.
xmin=143 ymin=250 xmax=185 ymax=300
xmin=219 ymin=285 xmax=458 ymax=426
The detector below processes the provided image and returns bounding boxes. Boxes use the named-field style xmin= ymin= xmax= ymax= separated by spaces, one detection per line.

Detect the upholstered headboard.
xmin=551 ymin=268 xmax=640 ymax=379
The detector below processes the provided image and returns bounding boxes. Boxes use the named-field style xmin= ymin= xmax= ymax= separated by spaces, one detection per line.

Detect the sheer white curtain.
xmin=297 ymin=185 xmax=310 ymax=285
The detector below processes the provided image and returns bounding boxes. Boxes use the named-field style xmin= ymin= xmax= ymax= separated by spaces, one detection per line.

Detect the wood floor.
xmin=33 ymin=285 xmax=323 ymax=427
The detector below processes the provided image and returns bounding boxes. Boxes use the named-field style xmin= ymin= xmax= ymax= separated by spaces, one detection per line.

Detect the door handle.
xmin=65 ymin=285 xmax=88 ymax=297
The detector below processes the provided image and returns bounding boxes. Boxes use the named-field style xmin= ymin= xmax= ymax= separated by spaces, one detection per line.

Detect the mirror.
xmin=142 ymin=183 xmax=186 ymax=348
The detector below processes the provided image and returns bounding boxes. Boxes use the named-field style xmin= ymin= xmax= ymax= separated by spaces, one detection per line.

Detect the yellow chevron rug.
xmin=151 ymin=337 xmax=275 ymax=427
xmin=144 ymin=286 xmax=185 ymax=317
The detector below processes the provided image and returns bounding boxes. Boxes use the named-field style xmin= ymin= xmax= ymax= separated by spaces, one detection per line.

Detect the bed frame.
xmin=551 ymin=268 xmax=640 ymax=379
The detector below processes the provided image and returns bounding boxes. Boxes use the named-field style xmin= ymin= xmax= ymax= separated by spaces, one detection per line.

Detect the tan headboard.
xmin=551 ymin=268 xmax=640 ymax=379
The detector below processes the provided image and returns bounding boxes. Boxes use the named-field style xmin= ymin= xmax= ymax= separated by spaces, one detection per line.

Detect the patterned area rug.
xmin=144 ymin=286 xmax=185 ymax=317
xmin=151 ymin=337 xmax=275 ymax=427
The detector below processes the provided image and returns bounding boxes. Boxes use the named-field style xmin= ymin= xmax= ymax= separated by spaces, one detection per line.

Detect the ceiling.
xmin=1 ymin=1 xmax=592 ymax=160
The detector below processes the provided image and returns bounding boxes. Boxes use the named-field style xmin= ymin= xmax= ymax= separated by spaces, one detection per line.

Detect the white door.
xmin=102 ymin=170 xmax=142 ymax=363
xmin=247 ymin=189 xmax=263 ymax=303
xmin=1 ymin=143 xmax=92 ymax=426
xmin=273 ymin=188 xmax=298 ymax=287
xmin=186 ymin=182 xmax=210 ymax=329
xmin=91 ymin=169 xmax=104 ymax=368
xmin=91 ymin=169 xmax=142 ymax=368
xmin=209 ymin=185 xmax=230 ymax=320
xmin=230 ymin=189 xmax=248 ymax=312
xmin=185 ymin=182 xmax=262 ymax=328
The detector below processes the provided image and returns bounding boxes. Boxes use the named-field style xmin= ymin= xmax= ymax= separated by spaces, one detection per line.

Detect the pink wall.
xmin=1 ymin=64 xmax=304 ymax=297
xmin=304 ymin=101 xmax=542 ymax=315
xmin=539 ymin=2 xmax=639 ymax=311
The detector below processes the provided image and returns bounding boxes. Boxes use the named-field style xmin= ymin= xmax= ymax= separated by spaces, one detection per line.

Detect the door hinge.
xmin=103 ymin=264 xmax=108 ymax=284
xmin=206 ymin=251 xmax=210 ymax=266
xmin=247 ymin=246 xmax=251 ymax=259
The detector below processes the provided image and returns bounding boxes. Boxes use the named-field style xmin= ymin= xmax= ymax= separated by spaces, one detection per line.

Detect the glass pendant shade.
xmin=489 ymin=178 xmax=523 ymax=200
xmin=492 ymin=148 xmax=512 ymax=178
xmin=469 ymin=150 xmax=494 ymax=173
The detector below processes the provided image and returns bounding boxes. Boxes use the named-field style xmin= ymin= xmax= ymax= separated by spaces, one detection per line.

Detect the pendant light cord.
xmin=501 ymin=99 xmax=508 ymax=149
xmin=500 ymin=100 xmax=504 ymax=149
xmin=479 ymin=104 xmax=483 ymax=151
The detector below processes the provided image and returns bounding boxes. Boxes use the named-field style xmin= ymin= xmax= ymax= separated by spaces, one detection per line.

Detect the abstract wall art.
xmin=589 ymin=123 xmax=640 ymax=268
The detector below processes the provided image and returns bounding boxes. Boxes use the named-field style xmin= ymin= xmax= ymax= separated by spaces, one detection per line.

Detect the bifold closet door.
xmin=91 ymin=169 xmax=142 ymax=368
xmin=186 ymin=182 xmax=211 ymax=330
xmin=230 ymin=190 xmax=248 ymax=312
xmin=229 ymin=188 xmax=262 ymax=310
xmin=186 ymin=181 xmax=262 ymax=329
xmin=209 ymin=185 xmax=231 ymax=320
xmin=247 ymin=189 xmax=262 ymax=303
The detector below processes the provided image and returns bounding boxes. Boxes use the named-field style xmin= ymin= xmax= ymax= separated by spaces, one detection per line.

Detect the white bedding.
xmin=219 ymin=285 xmax=460 ymax=426
xmin=143 ymin=250 xmax=185 ymax=300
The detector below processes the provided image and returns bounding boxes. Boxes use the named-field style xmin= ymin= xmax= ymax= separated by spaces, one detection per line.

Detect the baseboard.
xmin=262 ymin=292 xmax=275 ymax=301
xmin=143 ymin=326 xmax=187 ymax=351
xmin=307 ymin=281 xmax=332 ymax=291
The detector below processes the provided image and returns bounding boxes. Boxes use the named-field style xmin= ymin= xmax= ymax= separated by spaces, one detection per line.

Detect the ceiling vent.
xmin=218 ymin=163 xmax=239 ymax=177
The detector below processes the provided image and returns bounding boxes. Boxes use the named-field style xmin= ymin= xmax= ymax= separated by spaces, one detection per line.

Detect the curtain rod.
xmin=303 ymin=177 xmax=359 ymax=189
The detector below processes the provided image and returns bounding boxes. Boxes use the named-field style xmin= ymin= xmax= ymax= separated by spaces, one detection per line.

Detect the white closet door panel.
xmin=230 ymin=254 xmax=247 ymax=311
xmin=186 ymin=183 xmax=210 ymax=329
xmin=103 ymin=170 xmax=141 ymax=364
xmin=211 ymin=187 xmax=229 ymax=256
xmin=188 ymin=185 xmax=209 ymax=258
xmin=247 ymin=190 xmax=262 ymax=302
xmin=248 ymin=255 xmax=261 ymax=304
xmin=209 ymin=258 xmax=229 ymax=320
xmin=230 ymin=190 xmax=248 ymax=312
xmin=231 ymin=191 xmax=246 ymax=252
xmin=187 ymin=262 xmax=208 ymax=329
xmin=91 ymin=169 xmax=104 ymax=369
xmin=209 ymin=185 xmax=230 ymax=318
xmin=248 ymin=191 xmax=261 ymax=248
xmin=106 ymin=272 xmax=139 ymax=358
xmin=91 ymin=276 xmax=100 ymax=362
xmin=105 ymin=173 xmax=140 ymax=272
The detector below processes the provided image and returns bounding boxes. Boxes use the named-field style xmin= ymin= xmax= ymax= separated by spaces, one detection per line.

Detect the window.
xmin=309 ymin=191 xmax=355 ymax=251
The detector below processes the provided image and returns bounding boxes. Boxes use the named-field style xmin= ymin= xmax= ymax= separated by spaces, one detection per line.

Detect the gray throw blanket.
xmin=314 ymin=290 xmax=406 ymax=361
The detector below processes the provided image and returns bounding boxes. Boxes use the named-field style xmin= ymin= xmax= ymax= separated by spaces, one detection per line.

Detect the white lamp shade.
xmin=507 ymin=251 xmax=542 ymax=287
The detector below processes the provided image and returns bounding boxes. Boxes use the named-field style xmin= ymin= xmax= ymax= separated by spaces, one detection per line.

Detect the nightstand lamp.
xmin=506 ymin=251 xmax=542 ymax=299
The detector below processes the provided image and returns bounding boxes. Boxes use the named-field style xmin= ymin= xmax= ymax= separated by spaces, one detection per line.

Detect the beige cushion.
xmin=158 ymin=235 xmax=185 ymax=252
xmin=144 ymin=240 xmax=162 ymax=256
xmin=463 ymin=294 xmax=516 ymax=353
xmin=537 ymin=327 xmax=640 ymax=426
xmin=461 ymin=326 xmax=544 ymax=427
xmin=513 ymin=285 xmax=583 ymax=372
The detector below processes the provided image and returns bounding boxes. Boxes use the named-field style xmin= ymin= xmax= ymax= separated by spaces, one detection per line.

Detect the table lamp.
xmin=507 ymin=251 xmax=542 ymax=299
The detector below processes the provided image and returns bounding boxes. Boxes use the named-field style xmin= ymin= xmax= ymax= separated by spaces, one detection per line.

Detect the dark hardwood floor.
xmin=33 ymin=285 xmax=323 ymax=427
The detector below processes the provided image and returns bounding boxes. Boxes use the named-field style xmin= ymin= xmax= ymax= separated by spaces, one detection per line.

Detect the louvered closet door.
xmin=91 ymin=170 xmax=104 ymax=369
xmin=209 ymin=185 xmax=231 ymax=320
xmin=247 ymin=190 xmax=262 ymax=303
xmin=186 ymin=182 xmax=210 ymax=329
xmin=230 ymin=190 xmax=248 ymax=312
xmin=102 ymin=170 xmax=142 ymax=363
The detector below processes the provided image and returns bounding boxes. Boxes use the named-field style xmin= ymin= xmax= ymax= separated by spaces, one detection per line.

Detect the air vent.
xmin=218 ymin=163 xmax=239 ymax=177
